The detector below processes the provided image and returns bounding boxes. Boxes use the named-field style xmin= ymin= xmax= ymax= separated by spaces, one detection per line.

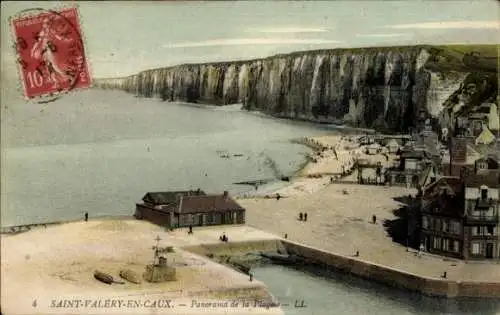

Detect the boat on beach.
xmin=94 ymin=270 xmax=114 ymax=284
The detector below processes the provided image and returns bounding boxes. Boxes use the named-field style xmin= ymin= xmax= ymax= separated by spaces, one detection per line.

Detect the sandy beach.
xmin=244 ymin=134 xmax=398 ymax=198
xmin=1 ymin=221 xmax=283 ymax=315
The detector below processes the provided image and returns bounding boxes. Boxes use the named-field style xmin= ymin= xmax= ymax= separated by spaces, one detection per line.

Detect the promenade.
xmin=238 ymin=183 xmax=500 ymax=283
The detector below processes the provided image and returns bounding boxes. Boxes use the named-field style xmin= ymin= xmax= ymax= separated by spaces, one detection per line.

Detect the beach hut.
xmin=386 ymin=139 xmax=400 ymax=154
xmin=366 ymin=143 xmax=380 ymax=155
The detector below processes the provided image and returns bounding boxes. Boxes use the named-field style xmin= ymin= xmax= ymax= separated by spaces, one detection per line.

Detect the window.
xmin=481 ymin=189 xmax=488 ymax=200
xmin=453 ymin=241 xmax=460 ymax=252
xmin=472 ymin=226 xmax=478 ymax=236
xmin=422 ymin=216 xmax=429 ymax=229
xmin=478 ymin=162 xmax=487 ymax=170
xmin=442 ymin=238 xmax=449 ymax=251
xmin=436 ymin=218 xmax=442 ymax=231
xmin=442 ymin=220 xmax=448 ymax=232
xmin=433 ymin=237 xmax=441 ymax=249
xmin=487 ymin=226 xmax=495 ymax=235
xmin=471 ymin=242 xmax=480 ymax=255
xmin=450 ymin=220 xmax=461 ymax=235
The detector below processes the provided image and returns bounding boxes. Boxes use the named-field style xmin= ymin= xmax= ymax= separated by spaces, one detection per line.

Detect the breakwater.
xmin=93 ymin=45 xmax=496 ymax=133
xmin=185 ymin=239 xmax=500 ymax=299
xmin=281 ymin=240 xmax=500 ymax=299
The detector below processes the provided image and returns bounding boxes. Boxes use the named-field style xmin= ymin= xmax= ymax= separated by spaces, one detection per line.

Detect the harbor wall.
xmin=281 ymin=240 xmax=500 ymax=298
xmin=183 ymin=239 xmax=285 ymax=257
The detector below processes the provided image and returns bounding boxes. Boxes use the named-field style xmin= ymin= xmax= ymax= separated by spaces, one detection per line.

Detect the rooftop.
xmin=178 ymin=195 xmax=245 ymax=214
xmin=464 ymin=172 xmax=500 ymax=189
xmin=140 ymin=190 xmax=245 ymax=214
xmin=423 ymin=176 xmax=464 ymax=198
xmin=142 ymin=190 xmax=207 ymax=205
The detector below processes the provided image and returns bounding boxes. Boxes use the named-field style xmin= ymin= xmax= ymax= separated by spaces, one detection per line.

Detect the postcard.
xmin=1 ymin=1 xmax=499 ymax=315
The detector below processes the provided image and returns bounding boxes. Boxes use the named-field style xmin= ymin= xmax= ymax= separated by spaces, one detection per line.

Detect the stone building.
xmin=419 ymin=156 xmax=500 ymax=260
xmin=462 ymin=156 xmax=500 ymax=259
xmin=135 ymin=189 xmax=246 ymax=228
xmin=386 ymin=148 xmax=433 ymax=188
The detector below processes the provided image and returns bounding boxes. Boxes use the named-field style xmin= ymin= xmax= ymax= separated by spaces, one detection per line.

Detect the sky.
xmin=1 ymin=1 xmax=499 ymax=79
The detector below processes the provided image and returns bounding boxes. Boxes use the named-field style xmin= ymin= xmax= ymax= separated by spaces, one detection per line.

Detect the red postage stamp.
xmin=10 ymin=7 xmax=91 ymax=100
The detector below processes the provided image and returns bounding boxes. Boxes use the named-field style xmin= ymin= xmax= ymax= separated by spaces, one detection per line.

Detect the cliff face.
xmin=95 ymin=45 xmax=497 ymax=133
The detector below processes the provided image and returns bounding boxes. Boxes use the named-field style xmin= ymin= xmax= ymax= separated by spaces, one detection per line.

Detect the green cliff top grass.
xmin=426 ymin=44 xmax=498 ymax=73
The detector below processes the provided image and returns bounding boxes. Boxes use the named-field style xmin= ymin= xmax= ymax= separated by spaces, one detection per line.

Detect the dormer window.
xmin=478 ymin=162 xmax=487 ymax=170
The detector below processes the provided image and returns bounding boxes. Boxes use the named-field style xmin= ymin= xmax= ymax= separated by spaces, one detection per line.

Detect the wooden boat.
xmin=119 ymin=269 xmax=141 ymax=284
xmin=94 ymin=270 xmax=114 ymax=284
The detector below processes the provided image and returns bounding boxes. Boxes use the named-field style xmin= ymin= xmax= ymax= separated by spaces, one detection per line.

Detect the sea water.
xmin=1 ymin=89 xmax=331 ymax=226
xmin=252 ymin=265 xmax=500 ymax=315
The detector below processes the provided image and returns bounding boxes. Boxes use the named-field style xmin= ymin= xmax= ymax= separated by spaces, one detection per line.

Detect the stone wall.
xmin=281 ymin=240 xmax=500 ymax=298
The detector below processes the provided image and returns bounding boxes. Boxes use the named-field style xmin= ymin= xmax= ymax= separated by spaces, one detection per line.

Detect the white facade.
xmin=465 ymin=187 xmax=499 ymax=200
xmin=404 ymin=159 xmax=419 ymax=170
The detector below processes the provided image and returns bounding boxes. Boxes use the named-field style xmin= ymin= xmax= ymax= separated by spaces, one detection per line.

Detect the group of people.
xmin=298 ymin=212 xmax=308 ymax=221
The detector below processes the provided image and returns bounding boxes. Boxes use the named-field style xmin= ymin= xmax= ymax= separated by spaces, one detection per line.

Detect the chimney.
xmin=223 ymin=191 xmax=228 ymax=199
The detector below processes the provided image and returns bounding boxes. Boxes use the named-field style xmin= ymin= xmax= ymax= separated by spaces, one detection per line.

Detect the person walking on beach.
xmin=304 ymin=213 xmax=308 ymax=222
xmin=299 ymin=212 xmax=303 ymax=221
xmin=84 ymin=212 xmax=88 ymax=222
xmin=418 ymin=243 xmax=424 ymax=257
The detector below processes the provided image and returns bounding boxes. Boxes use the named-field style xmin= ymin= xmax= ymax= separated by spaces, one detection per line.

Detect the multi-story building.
xmin=419 ymin=156 xmax=500 ymax=260
xmin=462 ymin=156 xmax=499 ymax=259
xmin=420 ymin=176 xmax=465 ymax=258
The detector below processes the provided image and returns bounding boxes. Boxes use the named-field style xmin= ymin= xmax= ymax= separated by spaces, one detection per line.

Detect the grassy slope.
xmin=425 ymin=44 xmax=498 ymax=73
xmin=439 ymin=45 xmax=498 ymax=117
